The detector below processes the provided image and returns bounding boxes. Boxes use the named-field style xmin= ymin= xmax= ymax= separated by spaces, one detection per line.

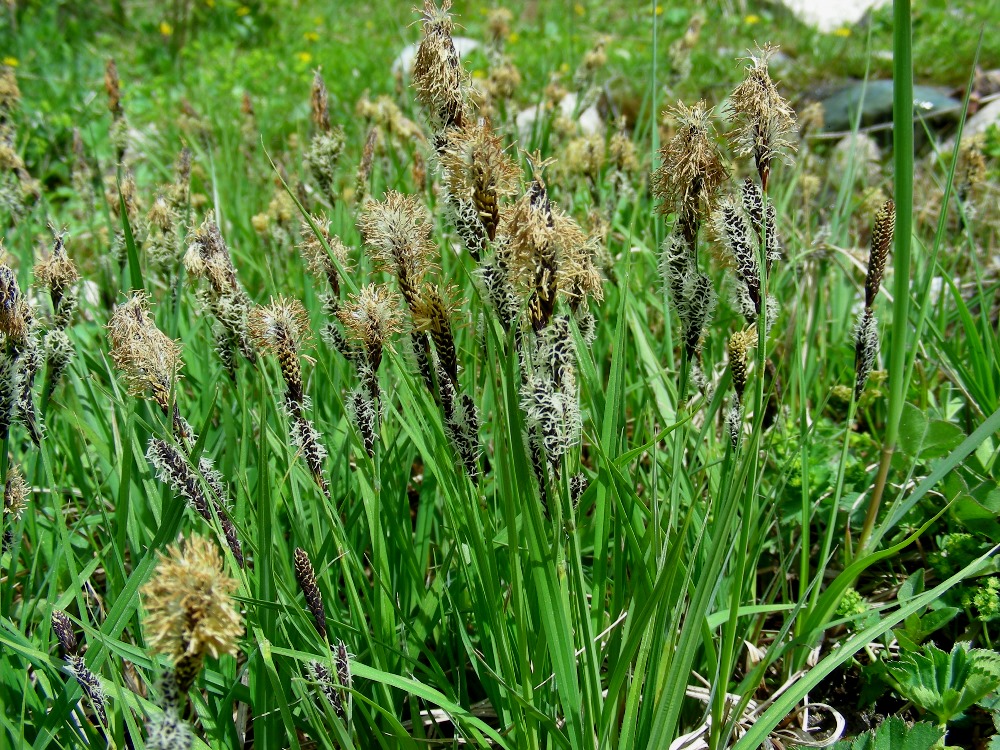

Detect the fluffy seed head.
xmin=865 ymin=199 xmax=894 ymax=308
xmin=185 ymin=219 xmax=241 ymax=294
xmin=653 ymin=100 xmax=727 ymax=218
xmin=440 ymin=121 xmax=520 ymax=243
xmin=107 ymin=293 xmax=183 ymax=409
xmin=337 ymin=283 xmax=404 ymax=361
xmin=299 ymin=217 xmax=350 ymax=294
xmin=34 ymin=228 xmax=80 ymax=297
xmin=412 ymin=0 xmax=471 ymax=131
xmin=142 ymin=535 xmax=242 ymax=662
xmin=359 ymin=191 xmax=435 ymax=299
xmin=249 ymin=297 xmax=310 ymax=355
xmin=727 ymin=44 xmax=797 ymax=189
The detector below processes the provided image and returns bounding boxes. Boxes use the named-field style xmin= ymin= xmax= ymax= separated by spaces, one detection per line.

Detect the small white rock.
xmin=781 ymin=0 xmax=889 ymax=32
xmin=516 ymin=92 xmax=603 ymax=145
xmin=391 ymin=37 xmax=481 ymax=78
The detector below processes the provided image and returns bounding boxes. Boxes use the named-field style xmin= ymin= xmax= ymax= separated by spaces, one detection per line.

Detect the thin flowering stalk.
xmin=305 ymin=70 xmax=346 ymax=207
xmin=184 ymin=219 xmax=257 ymax=377
xmin=249 ymin=297 xmax=330 ymax=495
xmin=34 ymin=226 xmax=80 ymax=401
xmin=336 ymin=284 xmax=404 ymax=458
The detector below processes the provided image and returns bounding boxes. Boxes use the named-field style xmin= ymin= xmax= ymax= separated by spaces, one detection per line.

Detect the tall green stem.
xmin=857 ymin=0 xmax=913 ymax=555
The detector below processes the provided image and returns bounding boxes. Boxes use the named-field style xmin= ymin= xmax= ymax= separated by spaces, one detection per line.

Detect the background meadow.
xmin=1 ymin=1 xmax=999 ymax=748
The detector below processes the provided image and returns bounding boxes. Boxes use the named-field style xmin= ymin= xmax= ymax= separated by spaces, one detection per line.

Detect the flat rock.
xmin=781 ymin=0 xmax=889 ymax=32
xmin=820 ymin=80 xmax=959 ymax=132
xmin=963 ymin=98 xmax=1000 ymax=137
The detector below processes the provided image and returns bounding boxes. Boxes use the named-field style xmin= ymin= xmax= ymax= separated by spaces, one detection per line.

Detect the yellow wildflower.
xmin=507 ymin=31 xmax=519 ymax=44
xmin=574 ymin=3 xmax=585 ymax=16
xmin=236 ymin=5 xmax=250 ymax=16
xmin=833 ymin=27 xmax=851 ymax=37
xmin=159 ymin=21 xmax=173 ymax=36
xmin=744 ymin=14 xmax=761 ymax=24
xmin=297 ymin=51 xmax=313 ymax=64
xmin=2 ymin=57 xmax=17 ymax=67
xmin=304 ymin=31 xmax=319 ymax=42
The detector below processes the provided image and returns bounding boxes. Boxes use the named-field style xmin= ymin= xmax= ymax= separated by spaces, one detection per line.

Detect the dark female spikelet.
xmin=51 ymin=610 xmax=107 ymax=726
xmin=305 ymin=70 xmax=346 ymax=206
xmin=714 ymin=196 xmax=762 ymax=324
xmin=0 ymin=255 xmax=42 ymax=443
xmin=146 ymin=439 xmax=244 ymax=566
xmin=293 ymin=547 xmax=328 ymax=640
xmin=854 ymin=200 xmax=895 ymax=399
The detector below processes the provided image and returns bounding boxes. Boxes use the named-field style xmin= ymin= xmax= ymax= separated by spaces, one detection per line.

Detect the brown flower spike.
xmin=142 ymin=535 xmax=242 ymax=692
xmin=727 ymin=44 xmax=797 ymax=191
xmin=865 ymin=200 xmax=894 ymax=309
xmin=653 ymin=100 xmax=728 ymax=246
